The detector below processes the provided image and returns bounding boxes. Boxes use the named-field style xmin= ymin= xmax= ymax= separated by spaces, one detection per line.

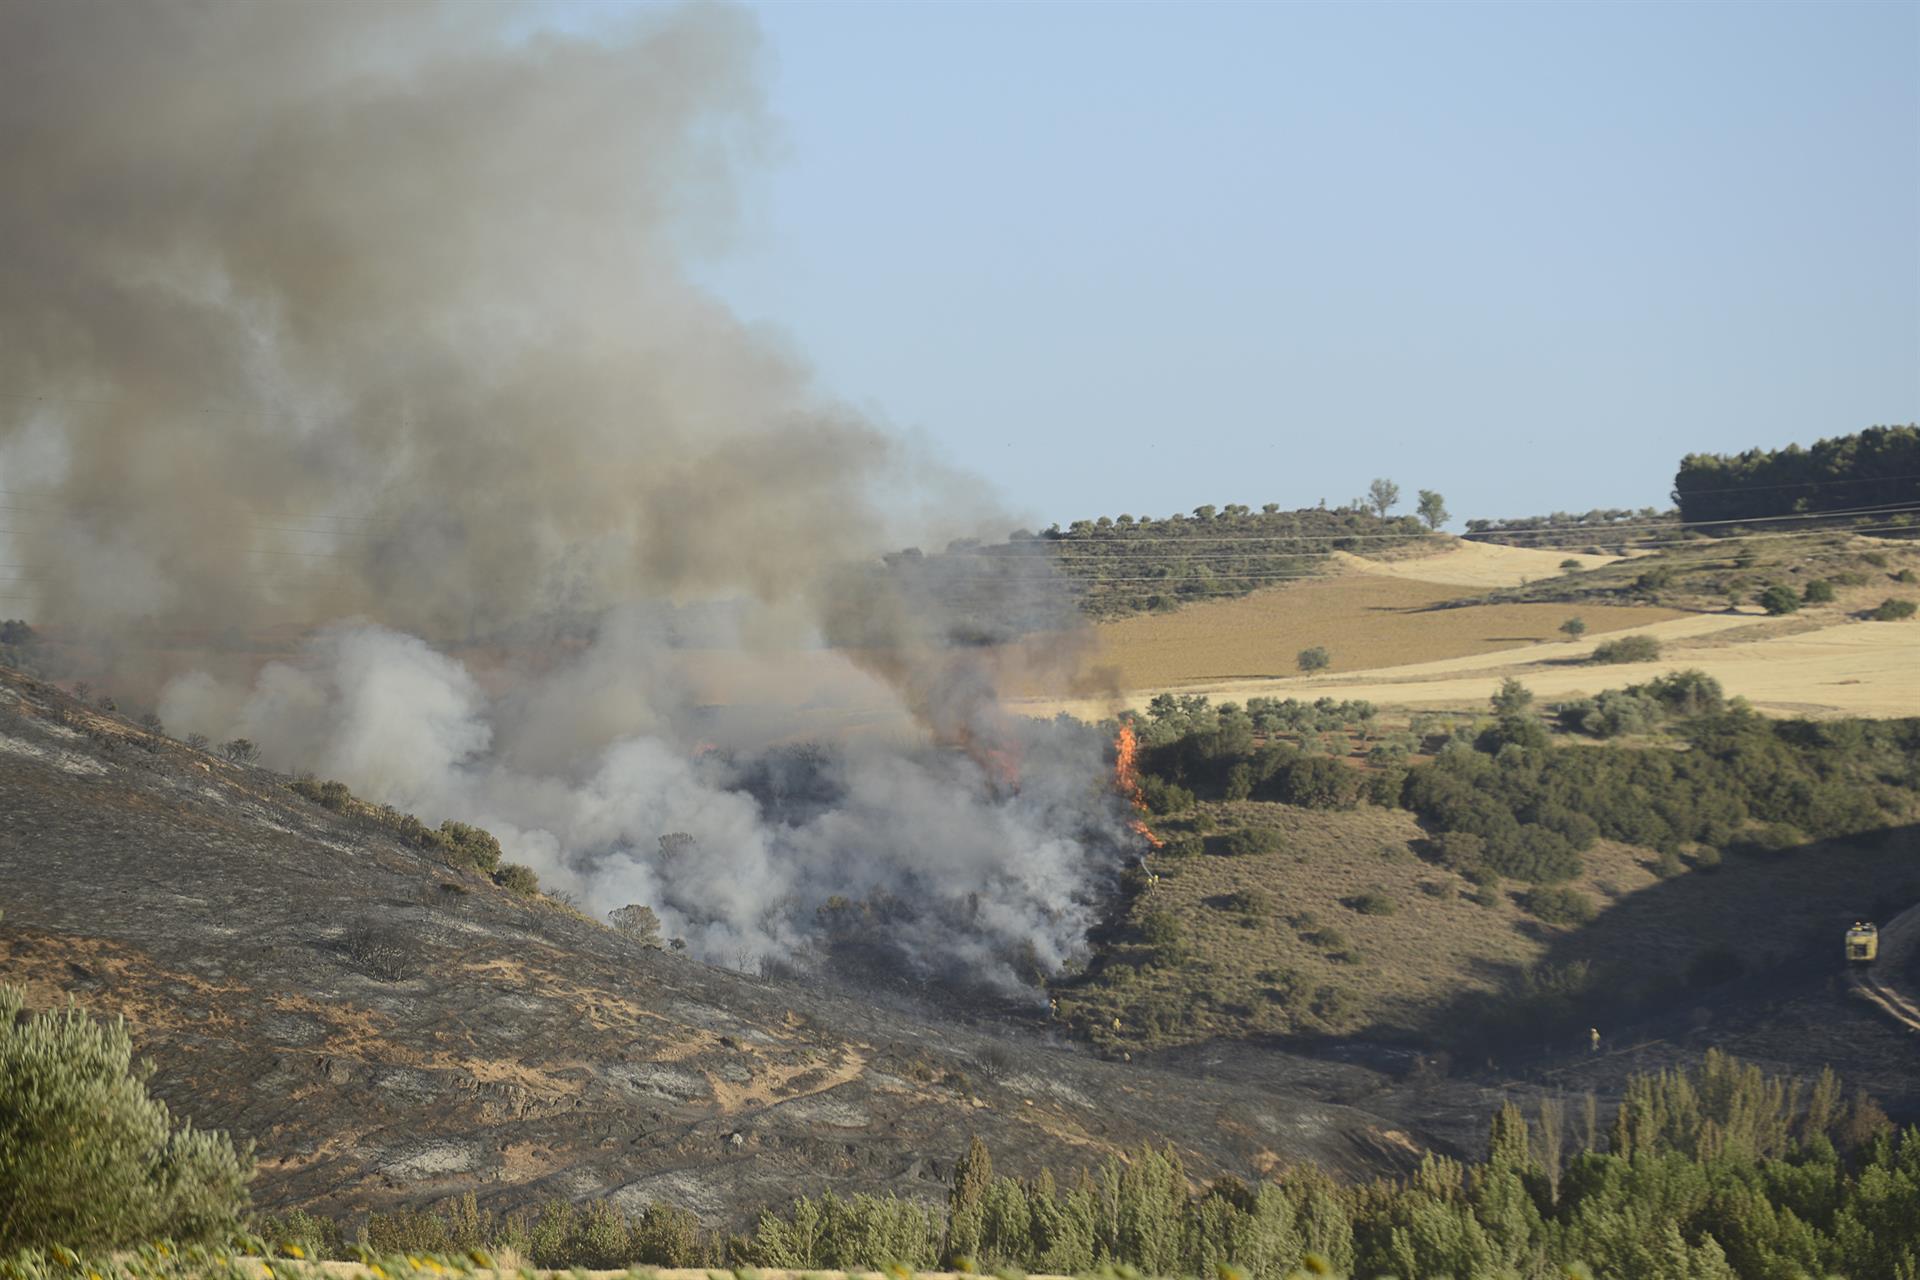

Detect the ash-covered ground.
xmin=0 ymin=667 xmax=1466 ymax=1227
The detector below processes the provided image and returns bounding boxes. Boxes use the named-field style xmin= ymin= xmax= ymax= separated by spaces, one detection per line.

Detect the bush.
xmin=289 ymin=778 xmax=352 ymax=811
xmin=1802 ymin=579 xmax=1836 ymax=604
xmin=1894 ymin=567 xmax=1916 ymax=583
xmin=1758 ymin=584 xmax=1801 ymax=615
xmin=1139 ymin=774 xmax=1196 ymax=815
xmin=0 ymin=986 xmax=252 ymax=1252
xmin=1590 ymin=634 xmax=1661 ymax=664
xmin=1431 ymin=830 xmax=1485 ymax=871
xmin=1222 ymin=825 xmax=1282 ymax=856
xmin=438 ymin=820 xmax=502 ymax=873
xmin=1868 ymin=597 xmax=1916 ymax=621
xmin=1559 ymin=617 xmax=1587 ymax=640
xmin=495 ymin=863 xmax=541 ymax=895
xmin=1274 ymin=755 xmax=1357 ymax=809
xmin=342 ymin=925 xmax=419 ymax=981
xmin=1347 ymin=890 xmax=1397 ymax=916
xmin=1217 ymin=889 xmax=1272 ymax=916
xmin=217 ymin=737 xmax=259 ymax=764
xmin=1138 ymin=909 xmax=1184 ymax=964
xmin=609 ymin=903 xmax=663 ymax=946
xmin=1297 ymin=646 xmax=1331 ymax=673
xmin=1521 ymin=887 xmax=1596 ymax=925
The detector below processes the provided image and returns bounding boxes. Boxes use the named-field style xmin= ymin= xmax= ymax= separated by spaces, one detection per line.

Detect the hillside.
xmin=0 ymin=666 xmax=1460 ymax=1227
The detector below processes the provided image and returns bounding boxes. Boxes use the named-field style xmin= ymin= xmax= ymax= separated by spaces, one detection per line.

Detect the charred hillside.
xmin=0 ymin=667 xmax=1452 ymax=1227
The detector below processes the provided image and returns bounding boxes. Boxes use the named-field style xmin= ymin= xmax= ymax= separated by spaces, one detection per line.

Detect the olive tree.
xmin=0 ymin=986 xmax=252 ymax=1252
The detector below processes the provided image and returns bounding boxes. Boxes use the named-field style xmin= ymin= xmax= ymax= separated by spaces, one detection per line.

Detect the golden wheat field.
xmin=1082 ymin=574 xmax=1681 ymax=691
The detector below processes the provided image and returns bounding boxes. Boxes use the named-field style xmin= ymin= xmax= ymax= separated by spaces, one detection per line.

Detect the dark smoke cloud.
xmin=0 ymin=0 xmax=1128 ymax=984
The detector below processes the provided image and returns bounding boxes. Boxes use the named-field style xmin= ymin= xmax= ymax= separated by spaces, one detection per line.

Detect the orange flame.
xmin=1114 ymin=723 xmax=1163 ymax=849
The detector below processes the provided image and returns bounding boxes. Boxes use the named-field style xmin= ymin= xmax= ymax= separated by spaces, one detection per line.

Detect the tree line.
xmin=1673 ymin=424 xmax=1920 ymax=524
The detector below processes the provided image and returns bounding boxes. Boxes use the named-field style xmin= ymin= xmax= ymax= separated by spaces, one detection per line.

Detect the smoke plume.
xmin=0 ymin=0 xmax=1129 ymax=985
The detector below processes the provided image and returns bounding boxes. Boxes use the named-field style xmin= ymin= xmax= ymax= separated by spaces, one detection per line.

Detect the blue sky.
xmin=636 ymin=2 xmax=1916 ymax=531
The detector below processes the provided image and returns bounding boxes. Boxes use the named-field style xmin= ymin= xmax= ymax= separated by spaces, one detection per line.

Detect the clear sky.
xmin=659 ymin=2 xmax=1917 ymax=531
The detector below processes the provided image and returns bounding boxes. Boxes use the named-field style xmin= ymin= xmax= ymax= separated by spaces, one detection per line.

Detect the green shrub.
xmin=1217 ymin=889 xmax=1273 ymax=916
xmin=1138 ymin=909 xmax=1184 ymax=965
xmin=1274 ymin=755 xmax=1357 ymax=808
xmin=1894 ymin=567 xmax=1916 ymax=583
xmin=1559 ymin=616 xmax=1587 ymax=640
xmin=0 ymin=986 xmax=252 ymax=1252
xmin=1347 ymin=890 xmax=1397 ymax=916
xmin=1758 ymin=584 xmax=1801 ymax=615
xmin=1802 ymin=579 xmax=1836 ymax=604
xmin=1222 ymin=825 xmax=1282 ymax=856
xmin=289 ymin=778 xmax=352 ymax=811
xmin=1590 ymin=634 xmax=1661 ymax=663
xmin=1521 ymin=887 xmax=1596 ymax=925
xmin=1159 ymin=832 xmax=1204 ymax=859
xmin=1139 ymin=774 xmax=1196 ymax=815
xmin=494 ymin=863 xmax=541 ymax=895
xmin=1868 ymin=597 xmax=1916 ymax=621
xmin=1297 ymin=645 xmax=1331 ymax=673
xmin=438 ymin=820 xmax=502 ymax=873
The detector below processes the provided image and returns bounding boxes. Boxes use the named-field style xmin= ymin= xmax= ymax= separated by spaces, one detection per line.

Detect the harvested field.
xmin=1068 ymin=574 xmax=1680 ymax=694
xmin=1331 ymin=540 xmax=1620 ymax=587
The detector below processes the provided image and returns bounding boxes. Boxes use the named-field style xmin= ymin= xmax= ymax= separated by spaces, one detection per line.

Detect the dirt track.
xmin=1852 ymin=902 xmax=1920 ymax=1035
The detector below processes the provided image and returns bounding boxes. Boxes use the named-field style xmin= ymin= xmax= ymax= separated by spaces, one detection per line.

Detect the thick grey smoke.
xmin=2 ymin=0 xmax=1130 ymax=983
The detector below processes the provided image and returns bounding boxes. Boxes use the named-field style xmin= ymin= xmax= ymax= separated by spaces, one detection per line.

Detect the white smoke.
xmin=7 ymin=0 xmax=1133 ymax=989
xmin=159 ymin=621 xmax=1127 ymax=984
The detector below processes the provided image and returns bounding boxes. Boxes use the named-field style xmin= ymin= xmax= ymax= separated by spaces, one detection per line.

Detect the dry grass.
xmin=1082 ymin=574 xmax=1680 ymax=691
xmin=1055 ymin=798 xmax=1920 ymax=1054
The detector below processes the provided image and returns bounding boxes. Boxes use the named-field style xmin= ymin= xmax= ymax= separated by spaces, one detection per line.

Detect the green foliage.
xmin=287 ymin=778 xmax=351 ymax=811
xmin=1869 ymin=597 xmax=1916 ymax=621
xmin=608 ymin=903 xmax=662 ymax=946
xmin=493 ymin=863 xmax=540 ymax=896
xmin=1590 ymin=634 xmax=1661 ymax=663
xmin=1416 ymin=489 xmax=1448 ymax=530
xmin=1138 ymin=909 xmax=1186 ymax=965
xmin=1521 ymin=887 xmax=1597 ymax=925
xmin=0 ymin=987 xmax=252 ymax=1253
xmin=1559 ymin=616 xmax=1587 ymax=639
xmin=1222 ymin=826 xmax=1282 ymax=857
xmin=1346 ymin=890 xmax=1397 ymax=917
xmin=436 ymin=821 xmax=502 ymax=874
xmin=1367 ymin=478 xmax=1400 ymax=517
xmin=1673 ymin=424 xmax=1920 ymax=522
xmin=1557 ymin=670 xmax=1725 ymax=738
xmin=1802 ymin=578 xmax=1836 ymax=604
xmin=1296 ymin=646 xmax=1331 ymax=674
xmin=1758 ymin=583 xmax=1802 ymax=615
xmin=1405 ymin=707 xmax=1916 ymax=883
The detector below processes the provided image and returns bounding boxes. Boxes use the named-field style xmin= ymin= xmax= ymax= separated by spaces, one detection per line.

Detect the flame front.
xmin=1114 ymin=723 xmax=1164 ymax=849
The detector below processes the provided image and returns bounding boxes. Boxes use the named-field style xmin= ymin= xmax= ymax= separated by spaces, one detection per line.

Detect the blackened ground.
xmin=0 ymin=667 xmax=1451 ymax=1229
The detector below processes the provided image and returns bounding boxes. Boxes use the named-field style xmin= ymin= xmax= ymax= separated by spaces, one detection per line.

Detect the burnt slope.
xmin=0 ymin=667 xmax=1437 ymax=1226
